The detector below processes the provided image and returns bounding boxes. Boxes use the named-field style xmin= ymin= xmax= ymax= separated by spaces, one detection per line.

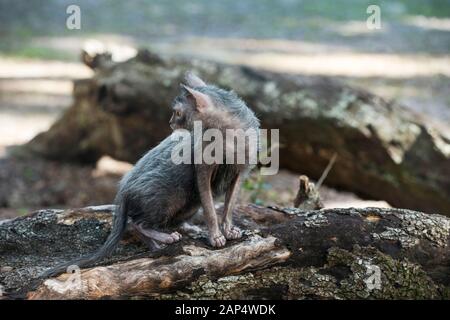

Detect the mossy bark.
xmin=1 ymin=204 xmax=449 ymax=299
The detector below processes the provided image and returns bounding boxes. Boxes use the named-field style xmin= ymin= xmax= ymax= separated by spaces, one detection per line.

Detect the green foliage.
xmin=2 ymin=0 xmax=449 ymax=41
xmin=1 ymin=0 xmax=448 ymax=60
xmin=17 ymin=208 xmax=29 ymax=216
xmin=242 ymin=173 xmax=271 ymax=205
xmin=0 ymin=45 xmax=74 ymax=61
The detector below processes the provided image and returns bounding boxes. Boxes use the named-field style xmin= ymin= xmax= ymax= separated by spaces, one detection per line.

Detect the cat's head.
xmin=170 ymin=71 xmax=259 ymax=131
xmin=169 ymin=71 xmax=214 ymax=131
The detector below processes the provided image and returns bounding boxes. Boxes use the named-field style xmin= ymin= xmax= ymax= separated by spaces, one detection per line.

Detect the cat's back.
xmin=119 ymin=134 xmax=194 ymax=194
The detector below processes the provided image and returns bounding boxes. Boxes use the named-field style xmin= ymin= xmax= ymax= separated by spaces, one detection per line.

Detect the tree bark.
xmin=1 ymin=204 xmax=449 ymax=300
xmin=23 ymin=49 xmax=450 ymax=213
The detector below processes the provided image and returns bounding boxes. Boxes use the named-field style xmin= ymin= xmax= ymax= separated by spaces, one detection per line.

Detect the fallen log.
xmin=1 ymin=204 xmax=449 ymax=299
xmin=23 ymin=49 xmax=450 ymax=214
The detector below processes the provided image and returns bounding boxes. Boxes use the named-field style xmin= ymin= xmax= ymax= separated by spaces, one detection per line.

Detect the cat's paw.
xmin=223 ymin=225 xmax=242 ymax=240
xmin=169 ymin=231 xmax=182 ymax=242
xmin=160 ymin=231 xmax=182 ymax=244
xmin=209 ymin=233 xmax=226 ymax=247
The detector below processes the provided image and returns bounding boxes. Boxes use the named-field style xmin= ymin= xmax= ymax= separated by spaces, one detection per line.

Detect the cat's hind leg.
xmin=133 ymin=222 xmax=182 ymax=244
xmin=132 ymin=224 xmax=162 ymax=250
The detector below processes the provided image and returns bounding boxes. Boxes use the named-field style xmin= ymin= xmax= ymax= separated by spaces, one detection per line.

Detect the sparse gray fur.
xmin=42 ymin=72 xmax=260 ymax=278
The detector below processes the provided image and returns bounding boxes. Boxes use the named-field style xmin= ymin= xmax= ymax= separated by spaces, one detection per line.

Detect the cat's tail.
xmin=40 ymin=200 xmax=128 ymax=279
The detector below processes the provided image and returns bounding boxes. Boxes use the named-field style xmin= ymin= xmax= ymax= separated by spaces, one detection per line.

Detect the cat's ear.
xmin=185 ymin=71 xmax=206 ymax=87
xmin=181 ymin=84 xmax=213 ymax=112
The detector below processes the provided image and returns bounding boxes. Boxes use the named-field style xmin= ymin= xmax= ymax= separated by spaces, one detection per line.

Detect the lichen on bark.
xmin=160 ymin=245 xmax=444 ymax=300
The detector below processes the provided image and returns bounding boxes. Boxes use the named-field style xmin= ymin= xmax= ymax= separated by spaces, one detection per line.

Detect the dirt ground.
xmin=1 ymin=1 xmax=448 ymax=219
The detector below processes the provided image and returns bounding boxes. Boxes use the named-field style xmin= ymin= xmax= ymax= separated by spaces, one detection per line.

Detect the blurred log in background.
xmin=23 ymin=50 xmax=450 ymax=214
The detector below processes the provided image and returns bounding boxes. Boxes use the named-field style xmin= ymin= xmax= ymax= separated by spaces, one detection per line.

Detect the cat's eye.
xmin=176 ymin=110 xmax=182 ymax=117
